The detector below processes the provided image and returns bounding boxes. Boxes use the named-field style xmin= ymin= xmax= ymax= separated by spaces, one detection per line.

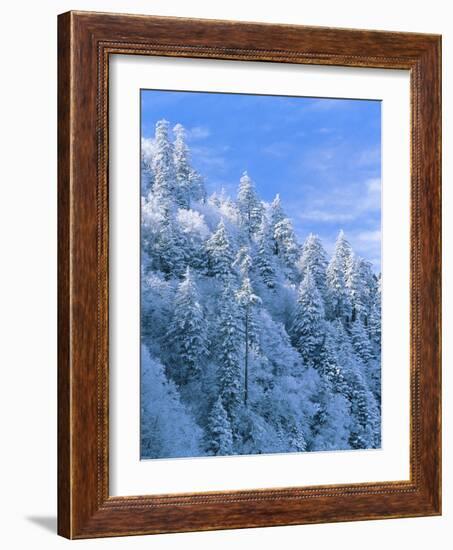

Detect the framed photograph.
xmin=58 ymin=11 xmax=441 ymax=539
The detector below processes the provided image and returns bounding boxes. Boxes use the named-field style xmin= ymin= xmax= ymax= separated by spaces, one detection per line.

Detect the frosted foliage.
xmin=140 ymin=118 xmax=381 ymax=459
xmin=141 ymin=346 xmax=202 ymax=458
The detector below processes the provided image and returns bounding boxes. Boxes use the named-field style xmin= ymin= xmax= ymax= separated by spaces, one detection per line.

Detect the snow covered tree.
xmin=236 ymin=277 xmax=261 ymax=406
xmin=172 ymin=123 xmax=191 ymax=208
xmin=204 ymin=219 xmax=235 ymax=279
xmin=165 ymin=268 xmax=208 ymax=385
xmin=141 ymin=346 xmax=202 ymax=458
xmin=154 ymin=206 xmax=186 ymax=277
xmin=233 ymin=246 xmax=253 ymax=277
xmin=255 ymin=215 xmax=276 ymax=289
xmin=270 ymin=193 xmax=285 ymax=240
xmin=217 ymin=282 xmax=244 ymax=422
xmin=350 ymin=318 xmax=373 ymax=363
xmin=173 ymin=123 xmax=206 ymax=208
xmin=205 ymin=397 xmax=234 ymax=455
xmin=368 ymin=275 xmax=381 ymax=354
xmin=326 ymin=230 xmax=353 ymax=322
xmin=290 ymin=272 xmax=325 ymax=364
xmin=237 ymin=171 xmax=263 ymax=237
xmin=347 ymin=256 xmax=376 ymax=323
xmin=274 ymin=218 xmax=299 ymax=275
xmin=141 ymin=152 xmax=154 ymax=198
xmin=151 ymin=119 xmax=176 ymax=203
xmin=298 ymin=233 xmax=328 ymax=300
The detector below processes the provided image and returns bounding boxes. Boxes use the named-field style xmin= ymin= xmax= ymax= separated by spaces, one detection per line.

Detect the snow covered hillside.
xmin=140 ymin=119 xmax=381 ymax=459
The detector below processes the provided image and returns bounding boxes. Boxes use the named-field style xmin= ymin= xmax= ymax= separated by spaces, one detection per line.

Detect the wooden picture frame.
xmin=58 ymin=10 xmax=441 ymax=539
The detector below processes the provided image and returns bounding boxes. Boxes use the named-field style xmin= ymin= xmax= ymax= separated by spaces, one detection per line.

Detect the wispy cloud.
xmin=299 ymin=209 xmax=355 ymax=223
xmin=187 ymin=125 xmax=211 ymax=141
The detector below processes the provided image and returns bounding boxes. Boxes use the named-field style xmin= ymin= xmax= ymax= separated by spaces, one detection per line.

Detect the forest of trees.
xmin=140 ymin=119 xmax=381 ymax=459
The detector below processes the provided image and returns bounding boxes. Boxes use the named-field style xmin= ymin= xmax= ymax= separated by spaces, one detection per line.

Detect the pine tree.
xmin=236 ymin=277 xmax=261 ymax=406
xmin=326 ymin=230 xmax=353 ymax=322
xmin=270 ymin=194 xmax=285 ymax=241
xmin=141 ymin=151 xmax=154 ymax=198
xmin=205 ymin=397 xmax=234 ymax=455
xmin=172 ymin=123 xmax=191 ymax=208
xmin=204 ymin=219 xmax=234 ymax=279
xmin=298 ymin=233 xmax=328 ymax=300
xmin=173 ymin=123 xmax=206 ymax=207
xmin=141 ymin=346 xmax=202 ymax=458
xmin=333 ymin=323 xmax=380 ymax=449
xmin=154 ymin=206 xmax=186 ymax=277
xmin=237 ymin=171 xmax=263 ymax=237
xmin=290 ymin=272 xmax=325 ymax=364
xmin=151 ymin=119 xmax=176 ymax=203
xmin=274 ymin=218 xmax=299 ymax=277
xmin=217 ymin=282 xmax=244 ymax=421
xmin=350 ymin=318 xmax=373 ymax=363
xmin=347 ymin=256 xmax=376 ymax=323
xmin=165 ymin=268 xmax=208 ymax=385
xmin=255 ymin=215 xmax=276 ymax=288
xmin=233 ymin=246 xmax=253 ymax=277
xmin=368 ymin=275 xmax=381 ymax=354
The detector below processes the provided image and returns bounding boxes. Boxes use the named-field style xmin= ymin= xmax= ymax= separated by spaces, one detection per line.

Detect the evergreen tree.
xmin=165 ymin=268 xmax=208 ymax=385
xmin=368 ymin=275 xmax=382 ymax=354
xmin=172 ymin=123 xmax=191 ymax=208
xmin=274 ymin=218 xmax=299 ymax=276
xmin=298 ymin=233 xmax=328 ymax=300
xmin=151 ymin=119 xmax=176 ymax=203
xmin=237 ymin=171 xmax=263 ymax=237
xmin=233 ymin=246 xmax=253 ymax=277
xmin=217 ymin=282 xmax=244 ymax=422
xmin=141 ymin=151 xmax=154 ymax=198
xmin=347 ymin=256 xmax=376 ymax=323
xmin=326 ymin=230 xmax=353 ymax=322
xmin=270 ymin=194 xmax=285 ymax=245
xmin=255 ymin=215 xmax=276 ymax=289
xmin=204 ymin=219 xmax=235 ymax=279
xmin=350 ymin=318 xmax=373 ymax=363
xmin=236 ymin=277 xmax=261 ymax=406
xmin=205 ymin=397 xmax=234 ymax=455
xmin=141 ymin=346 xmax=202 ymax=458
xmin=290 ymin=272 xmax=325 ymax=364
xmin=173 ymin=123 xmax=206 ymax=207
xmin=154 ymin=206 xmax=186 ymax=277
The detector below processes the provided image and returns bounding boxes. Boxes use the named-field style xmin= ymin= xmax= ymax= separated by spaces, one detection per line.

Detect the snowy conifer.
xmin=298 ymin=233 xmax=328 ymax=300
xmin=204 ymin=219 xmax=234 ymax=279
xmin=236 ymin=277 xmax=261 ymax=406
xmin=165 ymin=268 xmax=208 ymax=385
xmin=256 ymin=216 xmax=276 ymax=288
xmin=172 ymin=123 xmax=191 ymax=208
xmin=326 ymin=230 xmax=353 ymax=322
xmin=350 ymin=318 xmax=373 ymax=363
xmin=205 ymin=397 xmax=234 ymax=455
xmin=237 ymin=171 xmax=263 ymax=237
xmin=217 ymin=282 xmax=244 ymax=421
xmin=154 ymin=207 xmax=186 ymax=277
xmin=173 ymin=123 xmax=206 ymax=207
xmin=290 ymin=272 xmax=325 ymax=364
xmin=233 ymin=246 xmax=253 ymax=277
xmin=274 ymin=217 xmax=299 ymax=276
xmin=151 ymin=119 xmax=176 ymax=203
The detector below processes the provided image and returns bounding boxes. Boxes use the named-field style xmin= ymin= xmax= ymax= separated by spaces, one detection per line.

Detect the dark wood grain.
xmin=57 ymin=10 xmax=442 ymax=539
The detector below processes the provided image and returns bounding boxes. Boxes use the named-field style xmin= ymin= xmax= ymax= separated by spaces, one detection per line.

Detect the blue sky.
xmin=141 ymin=89 xmax=381 ymax=270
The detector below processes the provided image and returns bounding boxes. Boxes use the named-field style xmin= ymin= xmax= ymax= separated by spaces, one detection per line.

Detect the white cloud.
xmin=299 ymin=209 xmax=355 ymax=223
xmin=187 ymin=126 xmax=210 ymax=140
xmin=357 ymin=230 xmax=381 ymax=243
